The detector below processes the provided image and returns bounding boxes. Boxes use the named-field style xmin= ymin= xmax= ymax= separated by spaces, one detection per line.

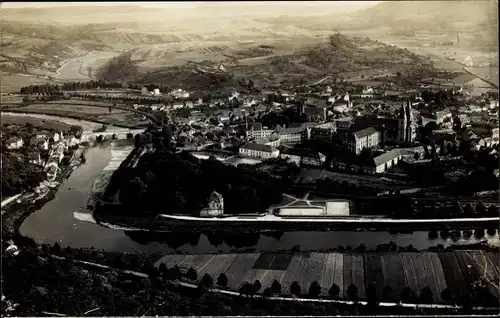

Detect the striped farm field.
xmin=401 ymin=253 xmax=420 ymax=296
xmin=332 ymin=253 xmax=344 ymax=297
xmin=364 ymin=253 xmax=384 ymax=299
xmin=404 ymin=253 xmax=430 ymax=298
xmin=320 ymin=253 xmax=335 ymax=295
xmin=466 ymin=251 xmax=500 ymax=299
xmin=253 ymin=252 xmax=277 ymax=269
xmin=224 ymin=253 xmax=260 ymax=289
xmin=291 ymin=253 xmax=322 ymax=291
xmin=380 ymin=254 xmax=407 ymax=302
xmin=260 ymin=269 xmax=287 ymax=290
xmin=270 ymin=253 xmax=293 ymax=270
xmin=180 ymin=254 xmax=216 ymax=272
xmin=198 ymin=254 xmax=238 ymax=278
xmin=452 ymin=251 xmax=479 ymax=288
xmin=352 ymin=254 xmax=365 ymax=299
xmin=343 ymin=254 xmax=354 ymax=299
xmin=421 ymin=252 xmax=448 ymax=303
xmin=151 ymin=251 xmax=499 ymax=305
xmin=301 ymin=252 xmax=329 ymax=291
xmin=438 ymin=252 xmax=467 ymax=296
xmin=243 ymin=269 xmax=269 ymax=287
xmin=278 ymin=254 xmax=303 ymax=294
xmin=487 ymin=253 xmax=500 ymax=276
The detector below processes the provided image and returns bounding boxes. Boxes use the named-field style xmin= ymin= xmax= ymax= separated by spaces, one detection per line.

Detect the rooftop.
xmin=255 ymin=136 xmax=279 ymax=144
xmin=372 ymin=149 xmax=401 ymax=167
xmin=276 ymin=126 xmax=304 ymax=135
xmin=317 ymin=122 xmax=336 ymax=129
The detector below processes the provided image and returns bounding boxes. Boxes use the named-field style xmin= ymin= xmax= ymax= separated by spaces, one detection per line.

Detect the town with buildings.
xmin=1 ymin=1 xmax=499 ymax=317
xmin=130 ymin=73 xmax=499 ymax=175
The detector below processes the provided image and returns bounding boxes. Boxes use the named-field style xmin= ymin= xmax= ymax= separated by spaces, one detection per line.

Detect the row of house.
xmin=238 ymin=142 xmax=327 ymax=167
xmin=5 ymin=131 xmax=63 ymax=150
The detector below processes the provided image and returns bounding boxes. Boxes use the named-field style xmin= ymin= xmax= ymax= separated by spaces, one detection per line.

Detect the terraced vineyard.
xmin=155 ymin=251 xmax=500 ymax=305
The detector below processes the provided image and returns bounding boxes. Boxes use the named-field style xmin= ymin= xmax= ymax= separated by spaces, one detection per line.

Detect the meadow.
xmin=1 ymin=114 xmax=72 ymax=131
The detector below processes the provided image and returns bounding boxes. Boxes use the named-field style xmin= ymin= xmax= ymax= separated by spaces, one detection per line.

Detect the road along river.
xmin=17 ymin=128 xmax=499 ymax=253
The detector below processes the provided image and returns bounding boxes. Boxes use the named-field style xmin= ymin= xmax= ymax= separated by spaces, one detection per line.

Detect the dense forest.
xmin=116 ymin=148 xmax=297 ymax=215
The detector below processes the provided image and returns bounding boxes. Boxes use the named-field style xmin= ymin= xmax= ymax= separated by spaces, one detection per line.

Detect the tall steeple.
xmin=399 ymin=101 xmax=407 ymax=120
xmin=405 ymin=100 xmax=412 ymax=123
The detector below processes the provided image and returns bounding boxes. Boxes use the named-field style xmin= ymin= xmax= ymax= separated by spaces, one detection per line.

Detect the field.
xmin=0 ymin=72 xmax=60 ymax=94
xmin=1 ymin=114 xmax=72 ymax=131
xmin=7 ymin=102 xmax=148 ymax=127
xmin=22 ymin=104 xmax=118 ymax=115
xmin=55 ymin=51 xmax=122 ymax=82
xmin=154 ymin=251 xmax=499 ymax=304
xmin=380 ymin=254 xmax=406 ymax=302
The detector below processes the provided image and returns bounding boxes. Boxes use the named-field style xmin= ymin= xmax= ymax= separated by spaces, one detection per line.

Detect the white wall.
xmin=278 ymin=207 xmax=325 ymax=216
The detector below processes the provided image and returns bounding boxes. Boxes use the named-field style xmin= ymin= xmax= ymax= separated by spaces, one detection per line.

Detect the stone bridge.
xmin=84 ymin=128 xmax=144 ymax=141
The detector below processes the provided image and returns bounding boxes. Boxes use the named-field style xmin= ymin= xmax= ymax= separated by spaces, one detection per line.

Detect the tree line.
xmin=19 ymin=80 xmax=179 ymax=95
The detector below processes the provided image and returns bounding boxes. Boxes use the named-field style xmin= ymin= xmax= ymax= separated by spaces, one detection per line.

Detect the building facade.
xmin=239 ymin=143 xmax=280 ymax=159
xmin=304 ymin=124 xmax=336 ymax=143
xmin=347 ymin=127 xmax=381 ymax=154
xmin=200 ymin=191 xmax=224 ymax=217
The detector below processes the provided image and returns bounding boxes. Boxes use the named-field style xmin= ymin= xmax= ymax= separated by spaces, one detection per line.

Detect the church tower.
xmin=397 ymin=101 xmax=407 ymax=143
xmin=404 ymin=100 xmax=414 ymax=143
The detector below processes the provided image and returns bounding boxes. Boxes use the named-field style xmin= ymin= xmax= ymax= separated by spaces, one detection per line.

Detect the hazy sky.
xmin=1 ymin=1 xmax=382 ymax=9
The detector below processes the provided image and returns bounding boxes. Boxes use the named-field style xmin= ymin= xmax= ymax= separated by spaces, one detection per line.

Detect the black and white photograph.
xmin=1 ymin=1 xmax=499 ymax=316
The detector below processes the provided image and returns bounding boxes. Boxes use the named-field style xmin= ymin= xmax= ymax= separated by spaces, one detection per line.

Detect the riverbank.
xmin=93 ymin=207 xmax=499 ymax=232
xmin=1 ymin=144 xmax=88 ymax=238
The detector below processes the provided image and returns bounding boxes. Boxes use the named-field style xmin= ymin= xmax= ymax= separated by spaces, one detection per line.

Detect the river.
xmin=19 ymin=142 xmax=499 ymax=253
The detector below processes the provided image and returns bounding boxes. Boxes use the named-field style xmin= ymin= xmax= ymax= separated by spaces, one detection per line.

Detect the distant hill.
xmin=282 ymin=1 xmax=497 ymax=35
xmin=344 ymin=0 xmax=498 ymax=32
xmin=95 ymin=33 xmax=435 ymax=89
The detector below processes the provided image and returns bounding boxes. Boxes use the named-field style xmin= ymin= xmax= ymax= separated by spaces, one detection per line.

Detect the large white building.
xmin=347 ymin=127 xmax=381 ymax=155
xmin=275 ymin=126 xmax=305 ymax=143
xmin=170 ymin=89 xmax=190 ymax=99
xmin=239 ymin=143 xmax=279 ymax=159
xmin=246 ymin=123 xmax=274 ymax=139
xmin=247 ymin=122 xmax=316 ymax=142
